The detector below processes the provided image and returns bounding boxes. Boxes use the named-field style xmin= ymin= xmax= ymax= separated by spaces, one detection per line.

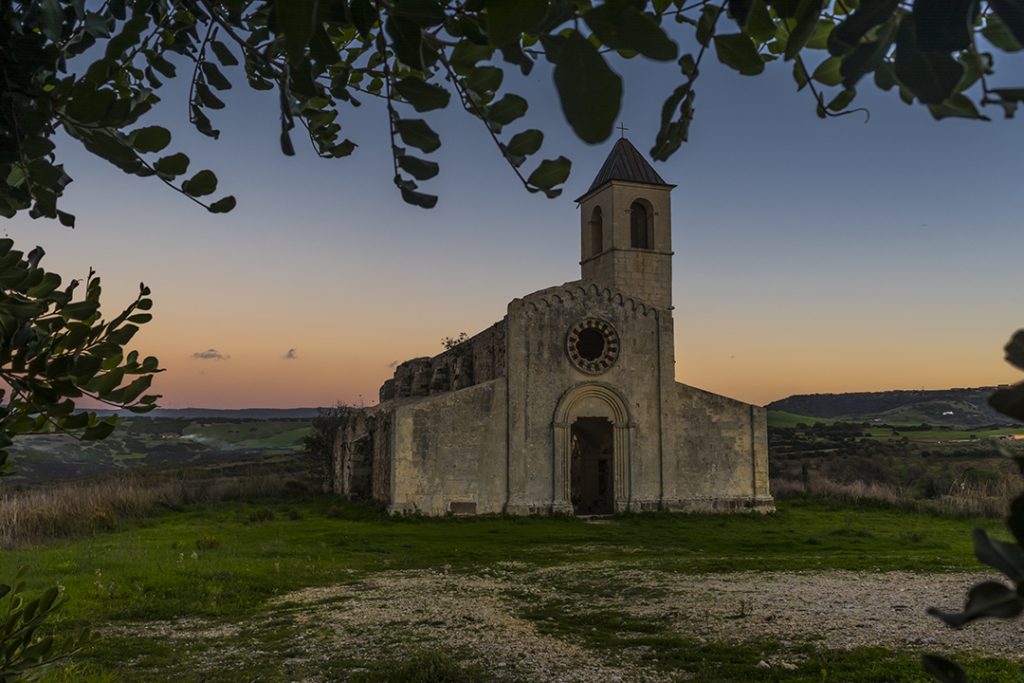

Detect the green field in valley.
xmin=2 ymin=497 xmax=1020 ymax=683
xmin=2 ymin=418 xmax=313 ymax=485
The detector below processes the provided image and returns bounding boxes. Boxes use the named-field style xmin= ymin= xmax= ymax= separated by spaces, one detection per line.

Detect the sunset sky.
xmin=5 ymin=51 xmax=1021 ymax=409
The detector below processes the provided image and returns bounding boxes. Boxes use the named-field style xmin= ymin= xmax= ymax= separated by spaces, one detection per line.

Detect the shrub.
xmin=195 ymin=537 xmax=220 ymax=551
xmin=246 ymin=508 xmax=275 ymax=524
xmin=0 ymin=566 xmax=93 ymax=681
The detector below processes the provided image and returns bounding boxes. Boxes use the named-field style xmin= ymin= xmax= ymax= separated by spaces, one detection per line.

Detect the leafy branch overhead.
xmin=2 ymin=0 xmax=1021 ymax=215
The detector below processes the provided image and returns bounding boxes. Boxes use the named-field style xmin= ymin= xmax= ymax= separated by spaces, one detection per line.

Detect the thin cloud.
xmin=283 ymin=348 xmax=298 ymax=360
xmin=388 ymin=359 xmax=400 ymax=369
xmin=192 ymin=348 xmax=228 ymax=361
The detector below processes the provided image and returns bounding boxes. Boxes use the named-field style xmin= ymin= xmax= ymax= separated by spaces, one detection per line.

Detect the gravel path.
xmin=115 ymin=566 xmax=1023 ymax=681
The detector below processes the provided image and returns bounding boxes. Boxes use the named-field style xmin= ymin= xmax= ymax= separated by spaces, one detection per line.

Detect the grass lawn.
xmin=3 ymin=497 xmax=1018 ymax=682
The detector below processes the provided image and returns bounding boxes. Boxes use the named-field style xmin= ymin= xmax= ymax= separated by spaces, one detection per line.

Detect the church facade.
xmin=323 ymin=139 xmax=773 ymax=516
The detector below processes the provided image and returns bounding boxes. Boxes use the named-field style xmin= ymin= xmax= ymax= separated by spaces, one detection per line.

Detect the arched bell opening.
xmin=589 ymin=206 xmax=604 ymax=256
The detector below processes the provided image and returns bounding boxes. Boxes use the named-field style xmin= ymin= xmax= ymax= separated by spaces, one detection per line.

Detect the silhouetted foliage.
xmin=925 ymin=329 xmax=1024 ymax=682
xmin=3 ymin=0 xmax=1022 ymax=216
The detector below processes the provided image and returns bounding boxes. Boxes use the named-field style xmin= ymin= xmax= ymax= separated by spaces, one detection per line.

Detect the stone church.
xmin=323 ymin=139 xmax=773 ymax=516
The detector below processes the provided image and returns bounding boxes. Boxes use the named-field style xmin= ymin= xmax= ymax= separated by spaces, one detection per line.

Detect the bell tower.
xmin=576 ymin=138 xmax=675 ymax=310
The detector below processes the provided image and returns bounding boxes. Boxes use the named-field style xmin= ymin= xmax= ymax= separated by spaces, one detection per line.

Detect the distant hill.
xmin=95 ymin=407 xmax=324 ymax=420
xmin=767 ymin=387 xmax=1017 ymax=428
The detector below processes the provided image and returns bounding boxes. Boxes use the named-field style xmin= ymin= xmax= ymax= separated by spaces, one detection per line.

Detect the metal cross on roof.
xmin=617 ymin=122 xmax=629 ymax=138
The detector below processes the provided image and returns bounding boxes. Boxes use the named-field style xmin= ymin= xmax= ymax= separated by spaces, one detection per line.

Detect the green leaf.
xmin=392 ymin=0 xmax=446 ymax=27
xmin=150 ymin=54 xmax=176 ymax=78
xmin=829 ymin=0 xmax=900 ymax=56
xmin=839 ymin=16 xmax=899 ymax=88
xmin=506 ymin=129 xmax=543 ymax=156
xmin=386 ymin=16 xmax=425 ymax=70
xmin=784 ymin=0 xmax=824 ymax=61
xmin=874 ymin=61 xmax=897 ymax=90
xmin=394 ymin=118 xmax=441 ymax=153
xmin=154 ymin=153 xmax=189 ymax=177
xmin=921 ymin=655 xmax=968 ymax=683
xmin=584 ymin=2 xmax=679 ymax=61
xmin=466 ymin=66 xmax=504 ymax=95
xmin=812 ymin=56 xmax=843 ymax=85
xmin=195 ymin=81 xmax=225 ymax=109
xmin=484 ymin=0 xmax=547 ymax=46
xmin=527 ymin=156 xmax=571 ymax=192
xmin=972 ymin=528 xmax=1024 ymax=583
xmin=990 ymin=0 xmax=1024 ymax=45
xmin=991 ymin=381 xmax=1024 ymax=421
xmin=928 ymin=580 xmax=1023 ymax=628
xmin=61 ymin=301 xmax=99 ymax=321
xmin=747 ymin=1 xmax=777 ymax=42
xmin=450 ymin=41 xmax=495 ymax=69
xmin=927 ymin=94 xmax=990 ymax=120
xmin=397 ymin=155 xmax=439 ymax=180
xmin=208 ymin=196 xmax=237 ymax=213
xmin=792 ymin=60 xmax=809 ymax=90
xmin=130 ymin=126 xmax=171 ymax=154
xmin=211 ymin=40 xmax=239 ymax=66
xmin=182 ymin=170 xmax=218 ymax=197
xmin=553 ymin=30 xmax=622 ymax=144
xmin=399 ymin=186 xmax=438 ymax=208
xmin=394 ymin=77 xmax=451 ymax=112
xmin=912 ymin=0 xmax=978 ymax=52
xmin=826 ymin=87 xmax=856 ymax=111
xmin=39 ymin=0 xmax=64 ymax=42
xmin=728 ymin=0 xmax=756 ymax=29
xmin=805 ymin=19 xmax=835 ymax=49
xmin=487 ymin=94 xmax=528 ymax=125
xmin=1003 ymin=330 xmax=1024 ymax=372
xmin=201 ymin=62 xmax=232 ymax=91
xmin=350 ymin=0 xmax=376 ymax=38
xmin=894 ymin=19 xmax=964 ymax=105
xmin=696 ymin=5 xmax=721 ymax=47
xmin=277 ymin=0 xmax=318 ymax=63
xmin=714 ymin=33 xmax=765 ymax=75
xmin=82 ymin=420 xmax=116 ymax=441
xmin=983 ymin=13 xmax=1023 ymax=51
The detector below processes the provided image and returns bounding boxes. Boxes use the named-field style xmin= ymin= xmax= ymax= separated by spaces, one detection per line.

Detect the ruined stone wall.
xmin=326 ymin=407 xmax=393 ymax=505
xmin=662 ymin=383 xmax=773 ymax=512
xmin=379 ymin=321 xmax=506 ymax=402
xmin=389 ymin=379 xmax=508 ymax=515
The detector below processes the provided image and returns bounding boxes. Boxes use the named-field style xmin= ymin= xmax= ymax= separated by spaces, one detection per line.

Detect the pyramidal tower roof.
xmin=579 ymin=138 xmax=673 ymax=200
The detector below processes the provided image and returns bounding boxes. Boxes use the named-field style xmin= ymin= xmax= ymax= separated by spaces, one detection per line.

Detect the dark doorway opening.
xmin=570 ymin=417 xmax=614 ymax=515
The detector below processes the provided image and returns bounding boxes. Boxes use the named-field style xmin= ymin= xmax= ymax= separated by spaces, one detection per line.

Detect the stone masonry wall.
xmin=663 ymin=382 xmax=774 ymax=512
xmin=389 ymin=379 xmax=508 ymax=515
xmin=379 ymin=320 xmax=506 ymax=402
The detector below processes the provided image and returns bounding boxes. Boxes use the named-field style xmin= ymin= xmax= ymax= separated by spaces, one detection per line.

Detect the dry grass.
xmin=0 ymin=472 xmax=308 ymax=549
xmin=771 ymin=474 xmax=1022 ymax=518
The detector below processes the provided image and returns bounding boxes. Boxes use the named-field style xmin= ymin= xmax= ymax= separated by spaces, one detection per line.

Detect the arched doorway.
xmin=571 ymin=417 xmax=614 ymax=515
xmin=552 ymin=383 xmax=633 ymax=514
